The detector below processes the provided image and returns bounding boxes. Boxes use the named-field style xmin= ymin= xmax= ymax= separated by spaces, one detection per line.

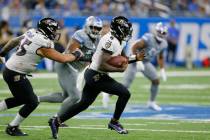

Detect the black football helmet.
xmin=110 ymin=16 xmax=133 ymax=41
xmin=37 ymin=17 xmax=61 ymax=41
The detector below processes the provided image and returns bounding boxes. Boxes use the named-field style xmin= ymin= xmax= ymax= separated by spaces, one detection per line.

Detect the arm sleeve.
xmin=71 ymin=31 xmax=84 ymax=44
xmin=101 ymin=39 xmax=114 ymax=55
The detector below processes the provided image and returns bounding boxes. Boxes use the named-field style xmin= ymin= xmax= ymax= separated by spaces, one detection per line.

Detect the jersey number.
xmin=16 ymin=39 xmax=32 ymax=56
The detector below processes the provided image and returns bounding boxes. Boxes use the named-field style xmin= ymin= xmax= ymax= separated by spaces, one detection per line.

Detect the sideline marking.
xmin=0 ymin=125 xmax=209 ymax=134
xmin=1 ymin=71 xmax=210 ymax=79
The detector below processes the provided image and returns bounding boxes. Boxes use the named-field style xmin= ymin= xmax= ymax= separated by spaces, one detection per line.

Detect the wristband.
xmin=128 ymin=55 xmax=137 ymax=64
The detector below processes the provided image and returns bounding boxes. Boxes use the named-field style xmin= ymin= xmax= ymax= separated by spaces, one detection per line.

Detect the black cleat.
xmin=108 ymin=121 xmax=128 ymax=134
xmin=48 ymin=117 xmax=60 ymax=139
xmin=5 ymin=125 xmax=28 ymax=136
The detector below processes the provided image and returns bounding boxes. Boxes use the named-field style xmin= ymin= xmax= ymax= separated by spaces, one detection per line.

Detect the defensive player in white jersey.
xmin=48 ymin=16 xmax=144 ymax=139
xmin=38 ymin=16 xmax=102 ymax=127
xmin=0 ymin=18 xmax=83 ymax=136
xmin=123 ymin=22 xmax=168 ymax=111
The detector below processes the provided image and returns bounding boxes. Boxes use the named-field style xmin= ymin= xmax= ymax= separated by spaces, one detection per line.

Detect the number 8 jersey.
xmin=6 ymin=29 xmax=54 ymax=74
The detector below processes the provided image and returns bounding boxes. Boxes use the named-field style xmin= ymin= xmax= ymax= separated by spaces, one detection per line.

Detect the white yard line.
xmin=0 ymin=125 xmax=209 ymax=134
xmin=0 ymin=71 xmax=210 ymax=79
xmin=1 ymin=84 xmax=210 ymax=94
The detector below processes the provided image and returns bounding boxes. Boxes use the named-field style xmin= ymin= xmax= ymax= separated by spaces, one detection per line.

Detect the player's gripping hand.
xmin=0 ymin=57 xmax=5 ymax=64
xmin=160 ymin=68 xmax=167 ymax=82
xmin=136 ymin=50 xmax=145 ymax=61
xmin=72 ymin=48 xmax=84 ymax=60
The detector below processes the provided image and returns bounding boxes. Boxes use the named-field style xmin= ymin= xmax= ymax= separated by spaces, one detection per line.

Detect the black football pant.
xmin=59 ymin=69 xmax=131 ymax=122
xmin=3 ymin=67 xmax=39 ymax=118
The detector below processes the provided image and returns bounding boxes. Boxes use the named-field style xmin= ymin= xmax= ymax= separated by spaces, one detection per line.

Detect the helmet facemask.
xmin=154 ymin=22 xmax=168 ymax=42
xmin=110 ymin=16 xmax=133 ymax=42
xmin=38 ymin=18 xmax=61 ymax=41
xmin=84 ymin=16 xmax=103 ymax=39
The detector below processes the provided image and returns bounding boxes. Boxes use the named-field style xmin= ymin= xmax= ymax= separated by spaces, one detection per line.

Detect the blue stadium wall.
xmin=6 ymin=17 xmax=210 ymax=67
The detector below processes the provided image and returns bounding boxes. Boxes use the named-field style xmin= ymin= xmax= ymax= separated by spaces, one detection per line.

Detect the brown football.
xmin=107 ymin=56 xmax=128 ymax=67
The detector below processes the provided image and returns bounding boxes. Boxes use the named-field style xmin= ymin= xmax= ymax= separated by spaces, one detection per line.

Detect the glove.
xmin=72 ymin=49 xmax=84 ymax=60
xmin=0 ymin=57 xmax=5 ymax=64
xmin=136 ymin=61 xmax=145 ymax=71
xmin=160 ymin=68 xmax=167 ymax=82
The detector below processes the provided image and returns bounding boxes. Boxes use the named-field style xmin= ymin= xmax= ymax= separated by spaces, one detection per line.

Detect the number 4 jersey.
xmin=6 ymin=29 xmax=54 ymax=74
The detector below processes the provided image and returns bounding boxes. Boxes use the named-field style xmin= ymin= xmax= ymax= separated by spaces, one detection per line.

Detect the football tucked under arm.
xmin=106 ymin=55 xmax=128 ymax=68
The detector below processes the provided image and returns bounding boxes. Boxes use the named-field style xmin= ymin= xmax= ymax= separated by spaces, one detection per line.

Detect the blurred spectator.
xmin=109 ymin=0 xmax=127 ymax=16
xmin=0 ymin=20 xmax=13 ymax=71
xmin=0 ymin=20 xmax=13 ymax=48
xmin=64 ymin=0 xmax=81 ymax=16
xmin=16 ymin=19 xmax=33 ymax=36
xmin=82 ymin=0 xmax=97 ymax=15
xmin=188 ymin=0 xmax=200 ymax=16
xmin=56 ymin=19 xmax=69 ymax=51
xmin=35 ymin=0 xmax=49 ymax=16
xmin=101 ymin=21 xmax=110 ymax=36
xmin=166 ymin=19 xmax=179 ymax=66
xmin=0 ymin=0 xmax=209 ymax=17
xmin=97 ymin=0 xmax=111 ymax=16
xmin=1 ymin=0 xmax=26 ymax=20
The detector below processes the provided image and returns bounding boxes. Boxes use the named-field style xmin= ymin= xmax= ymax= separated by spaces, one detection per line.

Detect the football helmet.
xmin=154 ymin=22 xmax=168 ymax=42
xmin=84 ymin=16 xmax=103 ymax=39
xmin=37 ymin=17 xmax=61 ymax=41
xmin=110 ymin=16 xmax=133 ymax=41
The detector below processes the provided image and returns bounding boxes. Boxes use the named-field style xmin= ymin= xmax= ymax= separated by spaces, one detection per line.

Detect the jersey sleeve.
xmin=71 ymin=31 xmax=84 ymax=44
xmin=100 ymin=37 xmax=114 ymax=55
xmin=24 ymin=29 xmax=54 ymax=54
xmin=141 ymin=33 xmax=150 ymax=46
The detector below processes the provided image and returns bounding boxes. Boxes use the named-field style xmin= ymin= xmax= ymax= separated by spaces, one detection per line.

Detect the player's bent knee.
xmin=30 ymin=100 xmax=39 ymax=109
xmin=121 ymin=90 xmax=131 ymax=99
xmin=152 ymin=79 xmax=159 ymax=85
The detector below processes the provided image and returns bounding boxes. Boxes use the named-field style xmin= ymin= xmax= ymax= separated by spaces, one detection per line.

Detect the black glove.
xmin=79 ymin=54 xmax=92 ymax=62
xmin=0 ymin=51 xmax=6 ymax=57
xmin=72 ymin=50 xmax=82 ymax=60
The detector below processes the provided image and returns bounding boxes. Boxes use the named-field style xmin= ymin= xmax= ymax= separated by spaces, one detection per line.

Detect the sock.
xmin=39 ymin=92 xmax=65 ymax=103
xmin=10 ymin=113 xmax=25 ymax=126
xmin=102 ymin=92 xmax=110 ymax=108
xmin=150 ymin=83 xmax=159 ymax=101
xmin=0 ymin=100 xmax=7 ymax=111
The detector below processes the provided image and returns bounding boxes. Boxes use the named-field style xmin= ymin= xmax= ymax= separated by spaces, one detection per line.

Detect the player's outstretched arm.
xmin=37 ymin=47 xmax=83 ymax=63
xmin=0 ymin=35 xmax=24 ymax=57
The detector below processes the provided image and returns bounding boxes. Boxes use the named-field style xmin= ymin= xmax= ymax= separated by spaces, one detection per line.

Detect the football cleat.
xmin=48 ymin=117 xmax=60 ymax=139
xmin=5 ymin=125 xmax=28 ymax=136
xmin=60 ymin=122 xmax=68 ymax=127
xmin=147 ymin=101 xmax=162 ymax=111
xmin=108 ymin=120 xmax=128 ymax=134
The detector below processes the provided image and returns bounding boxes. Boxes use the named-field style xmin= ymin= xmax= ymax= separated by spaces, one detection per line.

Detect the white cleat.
xmin=147 ymin=101 xmax=162 ymax=111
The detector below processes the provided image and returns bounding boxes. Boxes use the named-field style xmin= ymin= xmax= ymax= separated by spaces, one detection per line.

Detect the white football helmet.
xmin=154 ymin=22 xmax=168 ymax=42
xmin=84 ymin=16 xmax=103 ymax=39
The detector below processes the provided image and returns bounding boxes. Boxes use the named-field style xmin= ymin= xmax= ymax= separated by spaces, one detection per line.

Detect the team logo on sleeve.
xmin=105 ymin=40 xmax=112 ymax=49
xmin=47 ymin=42 xmax=52 ymax=48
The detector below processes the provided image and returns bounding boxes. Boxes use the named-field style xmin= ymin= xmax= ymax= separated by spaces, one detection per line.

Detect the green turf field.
xmin=0 ymin=69 xmax=210 ymax=140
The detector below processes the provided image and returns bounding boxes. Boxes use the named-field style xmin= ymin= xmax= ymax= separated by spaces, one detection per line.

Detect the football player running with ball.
xmin=123 ymin=22 xmax=168 ymax=111
xmin=38 ymin=16 xmax=102 ymax=127
xmin=0 ymin=18 xmax=83 ymax=136
xmin=48 ymin=16 xmax=144 ymax=139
